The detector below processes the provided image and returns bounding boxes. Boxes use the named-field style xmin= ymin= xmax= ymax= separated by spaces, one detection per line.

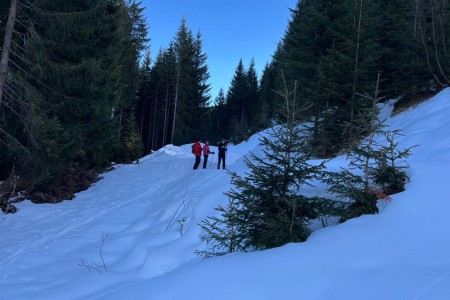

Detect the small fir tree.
xmin=371 ymin=130 xmax=414 ymax=195
xmin=195 ymin=197 xmax=247 ymax=258
xmin=326 ymin=77 xmax=386 ymax=222
xmin=325 ymin=75 xmax=413 ymax=222
xmin=197 ymin=76 xmax=326 ymax=256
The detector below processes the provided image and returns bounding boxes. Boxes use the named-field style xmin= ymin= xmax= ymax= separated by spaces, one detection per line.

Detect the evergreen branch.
xmin=4 ymin=80 xmax=27 ymax=105
xmin=2 ymin=89 xmax=29 ymax=124
xmin=12 ymin=18 xmax=33 ymax=35
xmin=0 ymin=127 xmax=32 ymax=157
xmin=10 ymin=39 xmax=31 ymax=57
xmin=19 ymin=0 xmax=90 ymax=16
xmin=8 ymin=58 xmax=86 ymax=102
xmin=9 ymin=47 xmax=33 ymax=66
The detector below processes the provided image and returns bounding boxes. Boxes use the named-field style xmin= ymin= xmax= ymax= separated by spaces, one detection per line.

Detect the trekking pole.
xmin=209 ymin=152 xmax=215 ymax=168
xmin=225 ymin=150 xmax=227 ymax=169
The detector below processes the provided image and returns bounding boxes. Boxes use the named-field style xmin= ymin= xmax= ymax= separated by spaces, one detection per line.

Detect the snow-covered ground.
xmin=2 ymin=89 xmax=450 ymax=300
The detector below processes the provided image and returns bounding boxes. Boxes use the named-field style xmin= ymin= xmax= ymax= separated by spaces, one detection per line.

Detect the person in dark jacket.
xmin=217 ymin=138 xmax=227 ymax=169
xmin=193 ymin=139 xmax=202 ymax=170
xmin=202 ymin=141 xmax=215 ymax=169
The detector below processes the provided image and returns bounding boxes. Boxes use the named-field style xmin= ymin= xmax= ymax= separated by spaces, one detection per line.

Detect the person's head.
xmin=205 ymin=140 xmax=209 ymax=144
xmin=196 ymin=139 xmax=201 ymax=143
xmin=221 ymin=138 xmax=225 ymax=143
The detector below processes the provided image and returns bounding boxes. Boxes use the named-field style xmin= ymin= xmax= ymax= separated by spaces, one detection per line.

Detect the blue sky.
xmin=142 ymin=0 xmax=297 ymax=101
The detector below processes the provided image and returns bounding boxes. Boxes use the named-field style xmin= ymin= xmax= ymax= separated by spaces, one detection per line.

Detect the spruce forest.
xmin=1 ymin=0 xmax=449 ymax=207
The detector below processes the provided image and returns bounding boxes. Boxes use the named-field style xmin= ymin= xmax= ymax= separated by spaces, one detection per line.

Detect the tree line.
xmin=135 ymin=17 xmax=211 ymax=152
xmin=0 ymin=0 xmax=147 ymax=202
xmin=197 ymin=75 xmax=414 ymax=257
xmin=260 ymin=0 xmax=450 ymax=157
xmin=1 ymin=0 xmax=450 ymax=206
xmin=194 ymin=0 xmax=449 ymax=255
xmin=171 ymin=0 xmax=450 ymax=156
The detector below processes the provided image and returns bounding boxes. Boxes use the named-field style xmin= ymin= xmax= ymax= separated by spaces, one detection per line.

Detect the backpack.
xmin=192 ymin=143 xmax=195 ymax=154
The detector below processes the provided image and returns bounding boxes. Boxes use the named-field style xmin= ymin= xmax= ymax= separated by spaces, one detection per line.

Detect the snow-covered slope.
xmin=1 ymin=89 xmax=450 ymax=300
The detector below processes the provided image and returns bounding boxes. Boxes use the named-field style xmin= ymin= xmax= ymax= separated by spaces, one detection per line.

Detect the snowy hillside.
xmin=1 ymin=89 xmax=450 ymax=300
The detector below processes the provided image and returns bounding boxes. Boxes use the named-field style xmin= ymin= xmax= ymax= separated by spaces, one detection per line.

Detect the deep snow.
xmin=2 ymin=89 xmax=450 ymax=300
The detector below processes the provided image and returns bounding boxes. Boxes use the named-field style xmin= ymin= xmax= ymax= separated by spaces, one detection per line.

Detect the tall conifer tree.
xmin=246 ymin=58 xmax=259 ymax=132
xmin=171 ymin=18 xmax=210 ymax=144
xmin=225 ymin=59 xmax=248 ymax=140
xmin=256 ymin=62 xmax=277 ymax=130
xmin=0 ymin=0 xmax=147 ymax=195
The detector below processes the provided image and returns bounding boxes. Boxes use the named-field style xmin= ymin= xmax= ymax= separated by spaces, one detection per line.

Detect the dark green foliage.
xmin=0 ymin=0 xmax=147 ymax=197
xmin=135 ymin=49 xmax=152 ymax=153
xmin=371 ymin=131 xmax=414 ymax=195
xmin=372 ymin=166 xmax=405 ymax=195
xmin=197 ymin=79 xmax=328 ymax=255
xmin=410 ymin=0 xmax=450 ymax=93
xmin=192 ymin=32 xmax=212 ymax=138
xmin=221 ymin=58 xmax=260 ymax=143
xmin=208 ymin=88 xmax=227 ymax=140
xmin=325 ymin=169 xmax=379 ymax=223
xmin=270 ymin=0 xmax=450 ymax=157
xmin=325 ymin=80 xmax=413 ymax=222
xmin=324 ymin=86 xmax=385 ymax=222
xmin=374 ymin=0 xmax=415 ymax=97
xmin=225 ymin=59 xmax=249 ymax=141
xmin=141 ymin=45 xmax=177 ymax=151
xmin=120 ymin=111 xmax=143 ymax=163
xmin=0 ymin=0 xmax=432 ymax=210
xmin=272 ymin=0 xmax=354 ymax=155
xmin=172 ymin=19 xmax=211 ymax=145
xmin=256 ymin=62 xmax=277 ymax=130
xmin=246 ymin=58 xmax=260 ymax=131
xmin=136 ymin=18 xmax=211 ymax=149
xmin=195 ymin=197 xmax=247 ymax=258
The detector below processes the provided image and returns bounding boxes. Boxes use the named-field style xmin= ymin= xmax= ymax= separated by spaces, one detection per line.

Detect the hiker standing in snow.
xmin=193 ymin=139 xmax=202 ymax=170
xmin=202 ymin=141 xmax=215 ymax=169
xmin=217 ymin=138 xmax=227 ymax=169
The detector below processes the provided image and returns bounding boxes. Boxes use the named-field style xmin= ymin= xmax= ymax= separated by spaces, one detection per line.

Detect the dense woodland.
xmin=0 ymin=0 xmax=450 ymax=207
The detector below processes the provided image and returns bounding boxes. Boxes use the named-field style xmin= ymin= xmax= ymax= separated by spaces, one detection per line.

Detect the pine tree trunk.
xmin=118 ymin=108 xmax=123 ymax=145
xmin=140 ymin=102 xmax=144 ymax=139
xmin=150 ymin=94 xmax=157 ymax=151
xmin=171 ymin=67 xmax=180 ymax=144
xmin=349 ymin=0 xmax=363 ymax=137
xmin=162 ymin=84 xmax=169 ymax=145
xmin=146 ymin=96 xmax=153 ymax=152
xmin=240 ymin=102 xmax=244 ymax=133
xmin=429 ymin=0 xmax=449 ymax=84
xmin=0 ymin=0 xmax=18 ymax=108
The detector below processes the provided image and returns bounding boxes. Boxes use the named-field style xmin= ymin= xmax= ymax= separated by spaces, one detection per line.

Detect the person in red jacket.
xmin=192 ymin=139 xmax=203 ymax=170
xmin=202 ymin=140 xmax=215 ymax=169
